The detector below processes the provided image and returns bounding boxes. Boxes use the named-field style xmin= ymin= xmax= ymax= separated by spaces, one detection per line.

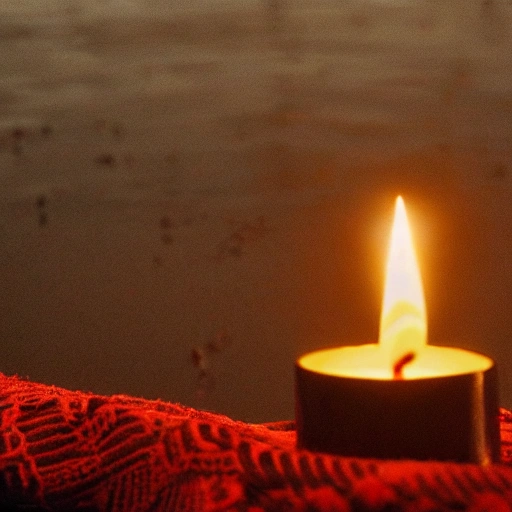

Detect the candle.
xmin=296 ymin=196 xmax=501 ymax=463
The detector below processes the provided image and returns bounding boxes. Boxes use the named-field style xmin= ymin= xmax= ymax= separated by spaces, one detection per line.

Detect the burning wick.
xmin=393 ymin=352 xmax=416 ymax=380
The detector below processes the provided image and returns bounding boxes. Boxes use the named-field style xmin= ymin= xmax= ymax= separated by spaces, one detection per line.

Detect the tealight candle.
xmin=296 ymin=196 xmax=500 ymax=463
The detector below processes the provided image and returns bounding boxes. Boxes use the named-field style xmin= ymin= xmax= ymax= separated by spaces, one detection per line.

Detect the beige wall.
xmin=0 ymin=0 xmax=511 ymax=422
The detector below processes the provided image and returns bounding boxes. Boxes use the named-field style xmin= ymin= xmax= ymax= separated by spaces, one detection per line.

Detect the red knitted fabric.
xmin=1 ymin=373 xmax=512 ymax=511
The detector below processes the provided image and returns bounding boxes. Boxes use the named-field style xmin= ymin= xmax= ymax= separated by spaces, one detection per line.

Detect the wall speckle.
xmin=0 ymin=0 xmax=511 ymax=422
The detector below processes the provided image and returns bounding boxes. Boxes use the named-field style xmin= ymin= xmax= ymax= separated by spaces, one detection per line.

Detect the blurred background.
xmin=0 ymin=0 xmax=511 ymax=422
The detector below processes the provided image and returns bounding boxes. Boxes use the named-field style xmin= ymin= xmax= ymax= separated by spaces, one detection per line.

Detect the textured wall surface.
xmin=0 ymin=0 xmax=511 ymax=422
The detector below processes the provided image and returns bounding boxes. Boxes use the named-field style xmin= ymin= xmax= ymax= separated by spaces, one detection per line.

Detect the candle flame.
xmin=379 ymin=196 xmax=427 ymax=371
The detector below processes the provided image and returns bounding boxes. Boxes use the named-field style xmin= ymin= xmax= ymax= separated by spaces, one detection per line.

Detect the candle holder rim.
xmin=297 ymin=343 xmax=495 ymax=381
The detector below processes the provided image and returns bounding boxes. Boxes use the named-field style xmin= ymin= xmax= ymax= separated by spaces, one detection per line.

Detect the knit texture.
xmin=1 ymin=373 xmax=512 ymax=511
